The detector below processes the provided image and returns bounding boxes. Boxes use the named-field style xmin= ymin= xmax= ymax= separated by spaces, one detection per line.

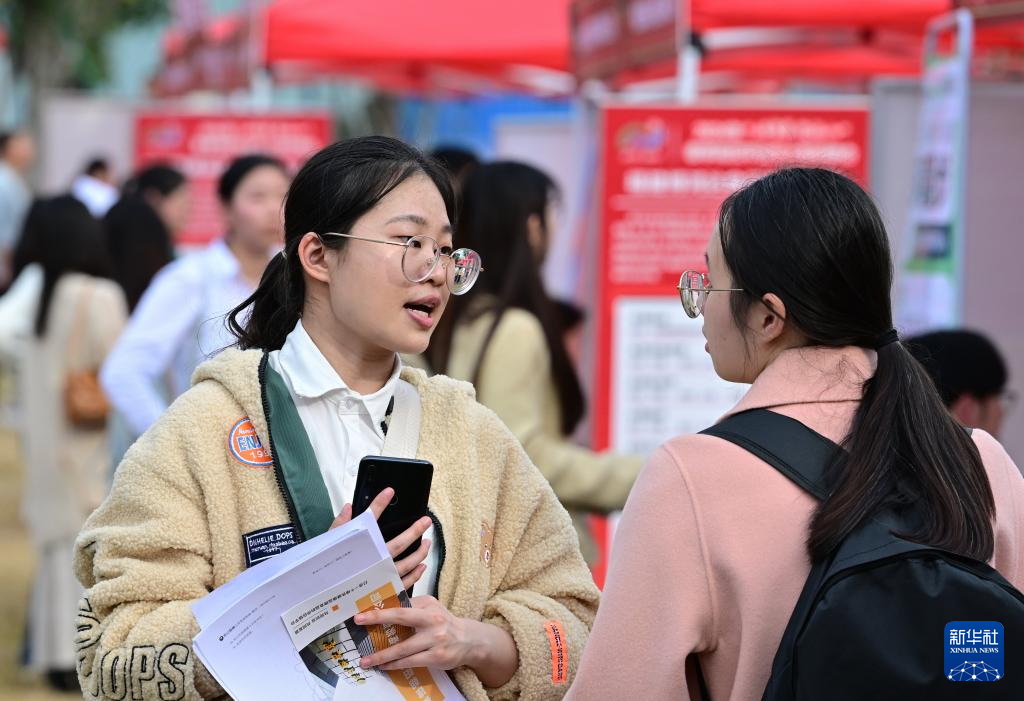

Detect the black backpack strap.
xmin=700 ymin=409 xmax=843 ymax=501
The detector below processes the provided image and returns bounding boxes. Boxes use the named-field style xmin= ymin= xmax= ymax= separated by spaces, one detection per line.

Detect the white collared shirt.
xmin=268 ymin=321 xmax=439 ymax=596
xmin=71 ymin=174 xmax=118 ymax=217
xmin=101 ymin=239 xmax=257 ymax=437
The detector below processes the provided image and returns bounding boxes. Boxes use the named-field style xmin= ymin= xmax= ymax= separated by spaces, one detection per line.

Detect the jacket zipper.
xmin=259 ymin=353 xmax=305 ymax=544
xmin=427 ymin=509 xmax=446 ymax=598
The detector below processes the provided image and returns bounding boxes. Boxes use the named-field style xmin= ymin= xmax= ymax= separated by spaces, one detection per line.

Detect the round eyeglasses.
xmin=677 ymin=270 xmax=744 ymax=318
xmin=320 ymin=232 xmax=483 ymax=295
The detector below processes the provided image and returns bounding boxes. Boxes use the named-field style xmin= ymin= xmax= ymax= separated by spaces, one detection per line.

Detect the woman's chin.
xmin=709 ymin=357 xmax=738 ymax=384
xmin=392 ymin=332 xmax=432 ymax=358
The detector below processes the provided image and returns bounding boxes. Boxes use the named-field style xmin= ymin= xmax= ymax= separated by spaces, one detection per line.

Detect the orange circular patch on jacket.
xmin=228 ymin=417 xmax=273 ymax=468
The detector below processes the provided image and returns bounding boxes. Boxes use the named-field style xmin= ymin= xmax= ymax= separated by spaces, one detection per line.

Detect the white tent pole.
xmin=676 ymin=0 xmax=700 ymax=103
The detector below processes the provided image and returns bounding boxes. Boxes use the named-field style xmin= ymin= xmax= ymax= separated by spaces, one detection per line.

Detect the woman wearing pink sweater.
xmin=568 ymin=168 xmax=1024 ymax=700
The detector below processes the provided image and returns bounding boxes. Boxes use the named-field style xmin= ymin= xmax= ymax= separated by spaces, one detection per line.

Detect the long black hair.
xmin=104 ymin=194 xmax=174 ymax=311
xmin=718 ymin=167 xmax=994 ymax=563
xmin=426 ymin=161 xmax=585 ymax=436
xmin=227 ymin=137 xmax=455 ymax=351
xmin=14 ymin=195 xmax=113 ymax=337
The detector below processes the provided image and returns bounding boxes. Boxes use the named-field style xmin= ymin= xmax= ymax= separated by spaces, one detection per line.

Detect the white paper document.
xmin=192 ymin=523 xmax=371 ymax=629
xmin=282 ymin=558 xmax=463 ymax=700
xmin=191 ymin=511 xmax=464 ymax=701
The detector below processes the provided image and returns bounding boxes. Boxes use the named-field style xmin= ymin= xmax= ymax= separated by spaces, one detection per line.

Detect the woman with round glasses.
xmin=74 ymin=137 xmax=598 ymax=700
xmin=568 ymin=167 xmax=1024 ymax=699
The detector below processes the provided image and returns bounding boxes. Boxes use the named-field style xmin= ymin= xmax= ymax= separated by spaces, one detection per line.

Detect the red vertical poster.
xmin=589 ymin=103 xmax=868 ymax=583
xmin=134 ymin=112 xmax=333 ymax=247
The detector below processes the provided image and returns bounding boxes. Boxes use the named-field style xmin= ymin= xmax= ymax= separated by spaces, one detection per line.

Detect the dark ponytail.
xmin=228 ymin=251 xmax=303 ymax=351
xmin=228 ymin=136 xmax=455 ymax=351
xmin=811 ymin=338 xmax=995 ymax=560
xmin=718 ymin=167 xmax=995 ymax=563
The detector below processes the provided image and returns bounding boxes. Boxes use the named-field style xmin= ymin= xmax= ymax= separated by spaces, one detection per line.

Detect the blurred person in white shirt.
xmin=71 ymin=157 xmax=119 ymax=218
xmin=0 ymin=130 xmax=35 ymax=289
xmin=100 ymin=154 xmax=289 ymax=446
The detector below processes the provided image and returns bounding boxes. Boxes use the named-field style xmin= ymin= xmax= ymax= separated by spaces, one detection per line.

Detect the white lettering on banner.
xmin=690 ymin=117 xmax=855 ymax=141
xmin=682 ymin=142 xmax=861 ymax=168
xmin=623 ymin=168 xmax=762 ymax=195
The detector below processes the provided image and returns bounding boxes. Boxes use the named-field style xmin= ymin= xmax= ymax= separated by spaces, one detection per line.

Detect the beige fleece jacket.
xmin=74 ymin=348 xmax=599 ymax=701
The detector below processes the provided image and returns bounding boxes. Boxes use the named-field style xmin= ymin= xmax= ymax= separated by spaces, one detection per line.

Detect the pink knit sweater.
xmin=568 ymin=346 xmax=1024 ymax=700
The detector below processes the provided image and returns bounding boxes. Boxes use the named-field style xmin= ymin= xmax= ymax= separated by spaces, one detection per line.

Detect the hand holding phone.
xmin=332 ymin=456 xmax=434 ymax=592
xmin=331 ymin=488 xmax=432 ymax=592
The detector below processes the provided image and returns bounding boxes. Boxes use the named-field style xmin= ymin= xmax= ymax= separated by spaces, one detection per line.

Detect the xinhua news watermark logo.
xmin=945 ymin=621 xmax=1004 ymax=681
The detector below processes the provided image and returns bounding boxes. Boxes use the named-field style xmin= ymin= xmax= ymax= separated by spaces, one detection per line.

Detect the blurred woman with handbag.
xmin=3 ymin=195 xmax=127 ymax=690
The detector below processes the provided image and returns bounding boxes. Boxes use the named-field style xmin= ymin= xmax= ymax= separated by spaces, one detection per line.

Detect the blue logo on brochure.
xmin=945 ymin=621 xmax=1004 ymax=681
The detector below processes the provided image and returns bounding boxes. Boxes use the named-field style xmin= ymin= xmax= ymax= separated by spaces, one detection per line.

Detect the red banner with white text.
xmin=593 ymin=103 xmax=869 ymax=454
xmin=135 ymin=112 xmax=332 ymax=247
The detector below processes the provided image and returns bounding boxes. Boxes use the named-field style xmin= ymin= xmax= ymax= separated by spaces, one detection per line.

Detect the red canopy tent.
xmin=693 ymin=0 xmax=950 ymax=29
xmin=262 ymin=0 xmax=1019 ymax=93
xmin=262 ymin=0 xmax=575 ymax=93
xmin=265 ymin=0 xmax=570 ymax=70
xmin=150 ymin=1 xmax=1024 ymax=97
xmin=571 ymin=0 xmax=1024 ymax=90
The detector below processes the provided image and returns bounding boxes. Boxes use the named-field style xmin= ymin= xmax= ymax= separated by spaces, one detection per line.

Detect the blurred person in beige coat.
xmin=0 ymin=196 xmax=127 ymax=691
xmin=426 ymin=162 xmax=643 ymax=563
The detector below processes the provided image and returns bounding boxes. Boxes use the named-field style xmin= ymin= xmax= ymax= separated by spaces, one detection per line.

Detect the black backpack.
xmin=700 ymin=408 xmax=1024 ymax=700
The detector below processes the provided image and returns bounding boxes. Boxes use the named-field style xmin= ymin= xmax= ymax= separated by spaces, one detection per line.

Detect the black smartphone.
xmin=352 ymin=456 xmax=433 ymax=561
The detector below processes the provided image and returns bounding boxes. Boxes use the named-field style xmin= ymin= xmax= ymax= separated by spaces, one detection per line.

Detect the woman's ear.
xmin=298 ymin=232 xmax=331 ymax=284
xmin=757 ymin=292 xmax=788 ymax=344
